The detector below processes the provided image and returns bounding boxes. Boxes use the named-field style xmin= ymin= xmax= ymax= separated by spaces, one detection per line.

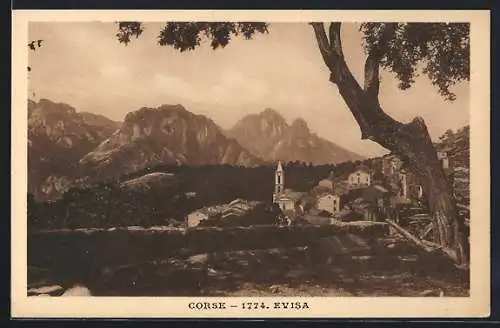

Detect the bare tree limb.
xmin=363 ymin=54 xmax=381 ymax=105
xmin=385 ymin=219 xmax=458 ymax=263
xmin=419 ymin=221 xmax=434 ymax=240
xmin=309 ymin=23 xmax=335 ymax=73
xmin=328 ymin=22 xmax=343 ymax=57
xmin=310 ymin=22 xmax=377 ymax=139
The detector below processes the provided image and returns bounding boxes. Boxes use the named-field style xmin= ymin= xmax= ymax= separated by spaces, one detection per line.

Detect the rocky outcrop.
xmin=227 ymin=109 xmax=364 ymax=164
xmin=28 ymin=99 xmax=120 ymax=200
xmin=80 ymin=104 xmax=262 ymax=179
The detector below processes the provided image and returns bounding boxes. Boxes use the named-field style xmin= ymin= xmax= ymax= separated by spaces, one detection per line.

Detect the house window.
xmin=277 ymin=175 xmax=281 ymax=184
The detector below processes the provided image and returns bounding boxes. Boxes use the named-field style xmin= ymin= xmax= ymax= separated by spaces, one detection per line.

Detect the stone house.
xmin=381 ymin=154 xmax=424 ymax=204
xmin=351 ymin=198 xmax=378 ymax=221
xmin=186 ymin=209 xmax=210 ymax=228
xmin=316 ymin=192 xmax=341 ymax=214
xmin=347 ymin=167 xmax=371 ymax=189
xmin=274 ymin=190 xmax=304 ymax=213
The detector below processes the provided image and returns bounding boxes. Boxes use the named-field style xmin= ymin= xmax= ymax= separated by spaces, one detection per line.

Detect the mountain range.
xmin=28 ymin=99 xmax=120 ymax=200
xmin=226 ymin=108 xmax=364 ymax=165
xmin=79 ymin=104 xmax=262 ymax=179
xmin=27 ymin=99 xmax=364 ymax=201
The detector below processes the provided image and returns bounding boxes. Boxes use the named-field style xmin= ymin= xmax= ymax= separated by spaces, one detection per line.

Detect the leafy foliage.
xmin=27 ymin=39 xmax=44 ymax=72
xmin=115 ymin=22 xmax=144 ymax=45
xmin=360 ymin=23 xmax=469 ymax=101
xmin=116 ymin=22 xmax=269 ymax=51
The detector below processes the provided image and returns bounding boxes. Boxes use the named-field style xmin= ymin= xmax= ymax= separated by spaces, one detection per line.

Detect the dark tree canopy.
xmin=115 ymin=21 xmax=469 ymax=101
xmin=116 ymin=22 xmax=269 ymax=51
xmin=360 ymin=23 xmax=469 ymax=101
xmin=27 ymin=39 xmax=44 ymax=72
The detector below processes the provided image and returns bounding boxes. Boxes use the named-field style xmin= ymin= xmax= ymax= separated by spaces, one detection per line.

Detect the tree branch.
xmin=328 ymin=22 xmax=343 ymax=57
xmin=309 ymin=22 xmax=406 ymax=144
xmin=309 ymin=22 xmax=335 ymax=73
xmin=363 ymin=54 xmax=380 ymax=105
xmin=310 ymin=22 xmax=376 ymax=139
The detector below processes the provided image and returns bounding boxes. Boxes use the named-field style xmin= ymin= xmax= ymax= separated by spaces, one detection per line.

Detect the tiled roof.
xmin=276 ymin=189 xmax=304 ymax=201
xmin=317 ymin=192 xmax=339 ymax=199
xmin=192 ymin=199 xmax=263 ymax=218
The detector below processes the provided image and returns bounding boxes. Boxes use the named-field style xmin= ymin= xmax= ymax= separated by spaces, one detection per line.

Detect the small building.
xmin=390 ymin=168 xmax=425 ymax=204
xmin=347 ymin=167 xmax=371 ymax=188
xmin=351 ymin=198 xmax=378 ymax=221
xmin=316 ymin=193 xmax=341 ymax=214
xmin=274 ymin=189 xmax=304 ymax=212
xmin=187 ymin=199 xmax=270 ymax=228
xmin=360 ymin=184 xmax=393 ymax=219
xmin=186 ymin=210 xmax=210 ymax=228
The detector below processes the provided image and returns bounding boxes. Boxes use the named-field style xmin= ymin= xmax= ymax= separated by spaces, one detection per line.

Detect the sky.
xmin=28 ymin=22 xmax=469 ymax=158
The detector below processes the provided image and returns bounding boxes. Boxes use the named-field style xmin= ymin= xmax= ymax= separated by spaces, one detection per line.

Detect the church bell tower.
xmin=273 ymin=161 xmax=285 ymax=203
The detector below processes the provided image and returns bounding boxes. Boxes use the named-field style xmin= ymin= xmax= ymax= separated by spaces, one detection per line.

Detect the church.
xmin=272 ymin=161 xmax=304 ymax=214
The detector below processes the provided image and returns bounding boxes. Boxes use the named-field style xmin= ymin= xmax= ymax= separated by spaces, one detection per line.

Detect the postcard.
xmin=11 ymin=9 xmax=490 ymax=318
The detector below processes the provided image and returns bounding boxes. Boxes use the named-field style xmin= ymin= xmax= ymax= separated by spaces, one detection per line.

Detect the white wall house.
xmin=316 ymin=193 xmax=340 ymax=214
xmin=274 ymin=195 xmax=296 ymax=212
xmin=186 ymin=211 xmax=209 ymax=228
xmin=348 ymin=169 xmax=371 ymax=188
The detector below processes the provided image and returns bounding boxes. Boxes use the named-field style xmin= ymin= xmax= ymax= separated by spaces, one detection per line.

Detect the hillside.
xmin=28 ymin=99 xmax=120 ymax=200
xmin=28 ymin=100 xmax=266 ymax=200
xmin=79 ymin=104 xmax=263 ymax=180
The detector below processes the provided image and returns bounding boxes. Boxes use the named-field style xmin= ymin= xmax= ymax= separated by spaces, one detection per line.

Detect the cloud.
xmin=153 ymin=73 xmax=194 ymax=100
xmin=99 ymin=65 xmax=130 ymax=79
xmin=207 ymin=70 xmax=270 ymax=105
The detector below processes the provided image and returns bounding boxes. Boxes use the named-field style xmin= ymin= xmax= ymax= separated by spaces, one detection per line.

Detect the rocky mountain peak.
xmin=260 ymin=107 xmax=285 ymax=120
xmin=27 ymin=99 xmax=121 ymax=201
xmin=35 ymin=99 xmax=77 ymax=116
xmin=228 ymin=109 xmax=364 ymax=165
xmin=290 ymin=118 xmax=310 ymax=134
xmin=80 ymin=103 xmax=263 ymax=179
xmin=123 ymin=104 xmax=195 ymax=127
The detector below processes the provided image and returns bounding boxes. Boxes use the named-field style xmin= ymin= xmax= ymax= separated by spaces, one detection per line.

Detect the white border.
xmin=11 ymin=10 xmax=491 ymax=318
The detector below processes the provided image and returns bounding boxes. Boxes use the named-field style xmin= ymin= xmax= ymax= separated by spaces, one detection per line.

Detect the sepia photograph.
xmin=12 ymin=10 xmax=490 ymax=318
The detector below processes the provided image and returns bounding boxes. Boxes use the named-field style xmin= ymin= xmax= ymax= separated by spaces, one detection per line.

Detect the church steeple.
xmin=275 ymin=161 xmax=284 ymax=195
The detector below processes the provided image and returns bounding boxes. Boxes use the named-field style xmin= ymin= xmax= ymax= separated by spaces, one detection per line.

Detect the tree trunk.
xmin=395 ymin=121 xmax=468 ymax=265
xmin=310 ymin=22 xmax=468 ymax=266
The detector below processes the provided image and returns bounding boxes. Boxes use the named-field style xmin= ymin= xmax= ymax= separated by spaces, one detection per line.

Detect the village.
xmin=26 ymin=128 xmax=472 ymax=297
xmin=185 ymin=145 xmax=468 ymax=233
